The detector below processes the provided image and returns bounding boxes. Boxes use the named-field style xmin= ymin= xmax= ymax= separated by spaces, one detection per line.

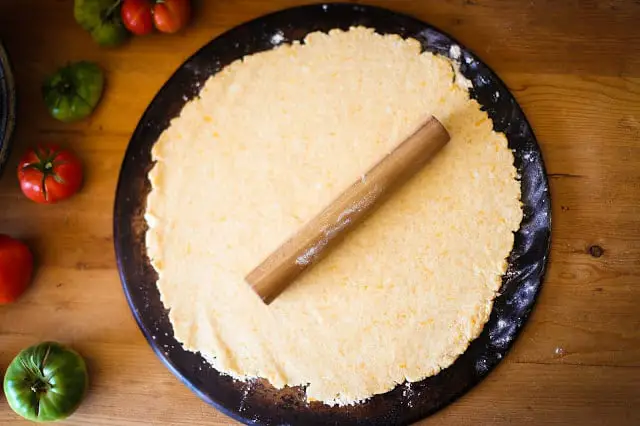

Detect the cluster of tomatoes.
xmin=121 ymin=0 xmax=190 ymax=35
xmin=4 ymin=0 xmax=193 ymax=302
xmin=5 ymin=0 xmax=192 ymax=302
xmin=1 ymin=2 xmax=193 ymax=421
xmin=74 ymin=0 xmax=192 ymax=46
xmin=1 ymin=145 xmax=83 ymax=304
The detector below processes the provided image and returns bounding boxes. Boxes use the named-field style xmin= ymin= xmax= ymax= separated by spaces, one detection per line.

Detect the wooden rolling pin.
xmin=246 ymin=116 xmax=450 ymax=304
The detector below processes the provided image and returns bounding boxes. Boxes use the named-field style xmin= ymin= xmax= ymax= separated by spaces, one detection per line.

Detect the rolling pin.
xmin=246 ymin=116 xmax=450 ymax=304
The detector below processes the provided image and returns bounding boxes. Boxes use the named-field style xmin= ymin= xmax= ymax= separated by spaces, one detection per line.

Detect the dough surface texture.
xmin=146 ymin=27 xmax=522 ymax=405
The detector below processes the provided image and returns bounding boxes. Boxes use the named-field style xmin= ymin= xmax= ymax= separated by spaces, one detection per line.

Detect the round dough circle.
xmin=146 ymin=27 xmax=522 ymax=405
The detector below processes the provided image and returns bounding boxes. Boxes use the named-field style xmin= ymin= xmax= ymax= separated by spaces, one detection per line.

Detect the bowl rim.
xmin=0 ymin=41 xmax=16 ymax=177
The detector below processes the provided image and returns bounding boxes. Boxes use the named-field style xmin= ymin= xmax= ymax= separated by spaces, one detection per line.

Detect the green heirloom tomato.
xmin=74 ymin=0 xmax=129 ymax=47
xmin=3 ymin=342 xmax=89 ymax=422
xmin=42 ymin=61 xmax=104 ymax=123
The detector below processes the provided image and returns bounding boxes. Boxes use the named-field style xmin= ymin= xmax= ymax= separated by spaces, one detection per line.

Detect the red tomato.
xmin=17 ymin=145 xmax=83 ymax=204
xmin=121 ymin=0 xmax=154 ymax=36
xmin=153 ymin=0 xmax=190 ymax=34
xmin=0 ymin=235 xmax=33 ymax=304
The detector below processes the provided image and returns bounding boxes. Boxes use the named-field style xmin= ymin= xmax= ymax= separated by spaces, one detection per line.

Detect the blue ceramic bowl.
xmin=0 ymin=42 xmax=16 ymax=177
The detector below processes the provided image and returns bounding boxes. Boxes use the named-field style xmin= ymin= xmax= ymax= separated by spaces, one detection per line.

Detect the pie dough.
xmin=145 ymin=27 xmax=522 ymax=405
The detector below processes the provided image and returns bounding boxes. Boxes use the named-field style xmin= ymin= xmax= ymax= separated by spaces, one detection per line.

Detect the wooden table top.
xmin=1 ymin=1 xmax=639 ymax=425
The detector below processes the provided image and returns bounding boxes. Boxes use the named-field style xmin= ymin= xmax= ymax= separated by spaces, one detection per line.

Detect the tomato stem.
xmin=30 ymin=379 xmax=49 ymax=394
xmin=104 ymin=0 xmax=123 ymax=21
xmin=22 ymin=147 xmax=62 ymax=201
xmin=54 ymin=68 xmax=77 ymax=96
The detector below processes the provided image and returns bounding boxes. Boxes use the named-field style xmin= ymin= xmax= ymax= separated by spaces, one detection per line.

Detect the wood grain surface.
xmin=0 ymin=1 xmax=639 ymax=425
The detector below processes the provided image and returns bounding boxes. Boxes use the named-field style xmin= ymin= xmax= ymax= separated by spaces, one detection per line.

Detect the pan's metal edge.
xmin=113 ymin=3 xmax=552 ymax=426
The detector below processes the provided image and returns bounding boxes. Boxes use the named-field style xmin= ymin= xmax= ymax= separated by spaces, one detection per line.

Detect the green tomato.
xmin=74 ymin=0 xmax=129 ymax=47
xmin=42 ymin=61 xmax=105 ymax=123
xmin=3 ymin=342 xmax=89 ymax=422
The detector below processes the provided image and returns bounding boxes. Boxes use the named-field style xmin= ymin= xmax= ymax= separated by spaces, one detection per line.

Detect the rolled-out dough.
xmin=145 ymin=27 xmax=522 ymax=405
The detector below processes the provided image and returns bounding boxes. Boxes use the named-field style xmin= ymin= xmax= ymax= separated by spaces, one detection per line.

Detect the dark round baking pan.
xmin=114 ymin=3 xmax=551 ymax=425
xmin=0 ymin=41 xmax=16 ymax=177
